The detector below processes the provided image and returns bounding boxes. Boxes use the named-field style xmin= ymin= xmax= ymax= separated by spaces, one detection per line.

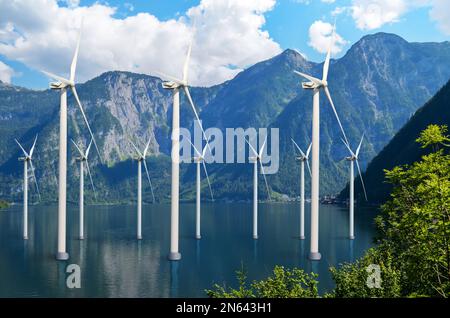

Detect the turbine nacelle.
xmin=50 ymin=81 xmax=69 ymax=90
xmin=249 ymin=156 xmax=259 ymax=162
xmin=192 ymin=156 xmax=204 ymax=163
xmin=162 ymin=81 xmax=182 ymax=90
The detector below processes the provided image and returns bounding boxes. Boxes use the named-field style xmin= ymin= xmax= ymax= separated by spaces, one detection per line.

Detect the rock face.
xmin=343 ymin=79 xmax=450 ymax=204
xmin=1 ymin=33 xmax=450 ymax=203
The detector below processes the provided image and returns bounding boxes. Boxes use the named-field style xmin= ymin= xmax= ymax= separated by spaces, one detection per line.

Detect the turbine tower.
xmin=187 ymin=139 xmax=214 ymax=239
xmin=41 ymin=24 xmax=100 ymax=260
xmin=71 ymin=139 xmax=96 ymax=240
xmin=157 ymin=39 xmax=210 ymax=261
xmin=291 ymin=139 xmax=312 ymax=240
xmin=294 ymin=24 xmax=349 ymax=260
xmin=342 ymin=135 xmax=368 ymax=239
xmin=15 ymin=135 xmax=40 ymax=240
xmin=246 ymin=137 xmax=272 ymax=239
xmin=130 ymin=138 xmax=155 ymax=240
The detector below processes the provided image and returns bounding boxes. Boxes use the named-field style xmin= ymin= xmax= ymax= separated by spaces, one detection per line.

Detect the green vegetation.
xmin=206 ymin=265 xmax=319 ymax=298
xmin=208 ymin=124 xmax=450 ymax=298
xmin=0 ymin=200 xmax=9 ymax=209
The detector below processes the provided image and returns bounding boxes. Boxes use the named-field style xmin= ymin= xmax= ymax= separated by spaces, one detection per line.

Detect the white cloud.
xmin=292 ymin=0 xmax=335 ymax=4
xmin=308 ymin=20 xmax=348 ymax=54
xmin=350 ymin=0 xmax=409 ymax=30
xmin=60 ymin=0 xmax=80 ymax=8
xmin=348 ymin=0 xmax=450 ymax=33
xmin=0 ymin=0 xmax=281 ymax=87
xmin=0 ymin=61 xmax=14 ymax=83
xmin=429 ymin=0 xmax=450 ymax=35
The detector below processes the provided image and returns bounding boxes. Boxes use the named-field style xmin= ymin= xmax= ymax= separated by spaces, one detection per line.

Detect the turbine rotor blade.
xmin=202 ymin=135 xmax=211 ymax=158
xmin=258 ymin=135 xmax=268 ymax=157
xmin=71 ymin=139 xmax=84 ymax=157
xmin=341 ymin=137 xmax=354 ymax=157
xmin=294 ymin=71 xmax=321 ymax=85
xmin=72 ymin=86 xmax=102 ymax=163
xmin=143 ymin=138 xmax=152 ymax=157
xmin=85 ymin=158 xmax=97 ymax=199
xmin=29 ymin=134 xmax=38 ymax=158
xmin=356 ymin=134 xmax=365 ymax=158
xmin=15 ymin=139 xmax=29 ymax=157
xmin=306 ymin=159 xmax=312 ymax=178
xmin=85 ymin=138 xmax=93 ymax=158
xmin=259 ymin=161 xmax=272 ymax=201
xmin=306 ymin=143 xmax=312 ymax=158
xmin=324 ymin=86 xmax=349 ymax=145
xmin=41 ymin=70 xmax=71 ymax=86
xmin=183 ymin=86 xmax=211 ymax=152
xmin=143 ymin=159 xmax=156 ymax=203
xmin=155 ymin=71 xmax=182 ymax=85
xmin=322 ymin=23 xmax=335 ymax=82
xmin=202 ymin=160 xmax=214 ymax=201
xmin=183 ymin=39 xmax=193 ymax=84
xmin=244 ymin=137 xmax=258 ymax=157
xmin=129 ymin=139 xmax=143 ymax=158
xmin=186 ymin=136 xmax=202 ymax=157
xmin=291 ymin=138 xmax=306 ymax=158
xmin=29 ymin=160 xmax=41 ymax=201
xmin=356 ymin=159 xmax=368 ymax=202
xmin=70 ymin=24 xmax=82 ymax=83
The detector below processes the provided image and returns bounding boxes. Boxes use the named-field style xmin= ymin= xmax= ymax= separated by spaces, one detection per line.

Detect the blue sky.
xmin=0 ymin=0 xmax=449 ymax=89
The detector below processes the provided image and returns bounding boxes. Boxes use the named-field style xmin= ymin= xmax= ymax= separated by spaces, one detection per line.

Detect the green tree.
xmin=329 ymin=246 xmax=401 ymax=298
xmin=332 ymin=124 xmax=450 ymax=297
xmin=378 ymin=125 xmax=450 ymax=297
xmin=206 ymin=265 xmax=319 ymax=298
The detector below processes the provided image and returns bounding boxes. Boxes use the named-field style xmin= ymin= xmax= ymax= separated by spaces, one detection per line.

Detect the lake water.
xmin=0 ymin=203 xmax=378 ymax=297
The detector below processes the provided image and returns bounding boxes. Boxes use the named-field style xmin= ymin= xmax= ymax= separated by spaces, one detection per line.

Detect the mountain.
xmin=345 ymin=79 xmax=450 ymax=204
xmin=1 ymin=33 xmax=450 ymax=203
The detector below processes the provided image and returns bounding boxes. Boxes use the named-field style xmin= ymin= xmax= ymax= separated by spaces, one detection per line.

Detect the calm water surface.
xmin=0 ymin=203 xmax=377 ymax=297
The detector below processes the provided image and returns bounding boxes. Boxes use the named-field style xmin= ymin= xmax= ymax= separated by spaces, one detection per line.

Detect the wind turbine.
xmin=157 ymin=39 xmax=210 ymax=261
xmin=294 ymin=24 xmax=349 ymax=260
xmin=246 ymin=137 xmax=272 ymax=240
xmin=130 ymin=138 xmax=155 ymax=240
xmin=187 ymin=139 xmax=214 ymax=240
xmin=291 ymin=139 xmax=312 ymax=240
xmin=71 ymin=139 xmax=96 ymax=240
xmin=342 ymin=135 xmax=368 ymax=240
xmin=15 ymin=135 xmax=40 ymax=240
xmin=41 ymin=23 xmax=100 ymax=260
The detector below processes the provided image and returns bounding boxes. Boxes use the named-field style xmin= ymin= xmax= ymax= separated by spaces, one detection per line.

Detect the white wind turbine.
xmin=41 ymin=23 xmax=100 ymax=260
xmin=246 ymin=137 xmax=272 ymax=240
xmin=187 ymin=139 xmax=214 ymax=240
xmin=294 ymin=24 xmax=349 ymax=260
xmin=15 ymin=135 xmax=41 ymax=240
xmin=157 ymin=39 xmax=210 ymax=261
xmin=291 ymin=139 xmax=312 ymax=240
xmin=71 ymin=139 xmax=96 ymax=240
xmin=342 ymin=135 xmax=368 ymax=240
xmin=130 ymin=138 xmax=156 ymax=240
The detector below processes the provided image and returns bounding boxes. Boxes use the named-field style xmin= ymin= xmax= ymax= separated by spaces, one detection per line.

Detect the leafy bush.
xmin=206 ymin=265 xmax=319 ymax=298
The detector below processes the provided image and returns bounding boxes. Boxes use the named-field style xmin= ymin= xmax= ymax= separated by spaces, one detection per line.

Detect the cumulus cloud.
xmin=0 ymin=61 xmax=14 ymax=83
xmin=429 ymin=0 xmax=450 ymax=35
xmin=348 ymin=0 xmax=450 ymax=33
xmin=308 ymin=20 xmax=348 ymax=54
xmin=0 ymin=0 xmax=281 ymax=87
xmin=350 ymin=0 xmax=409 ymax=30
